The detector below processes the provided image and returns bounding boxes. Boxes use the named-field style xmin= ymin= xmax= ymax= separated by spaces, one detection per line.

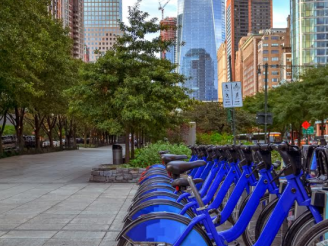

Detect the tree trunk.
xmin=0 ymin=113 xmax=7 ymax=155
xmin=291 ymin=125 xmax=294 ymax=145
xmin=84 ymin=127 xmax=87 ymax=148
xmin=131 ymin=129 xmax=135 ymax=159
xmin=11 ymin=107 xmax=25 ymax=151
xmin=125 ymin=129 xmax=130 ymax=164
xmin=73 ymin=122 xmax=77 ymax=148
xmin=298 ymin=124 xmax=302 ymax=147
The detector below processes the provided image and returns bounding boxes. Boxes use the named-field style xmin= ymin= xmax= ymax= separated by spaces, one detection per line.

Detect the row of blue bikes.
xmin=116 ymin=142 xmax=328 ymax=246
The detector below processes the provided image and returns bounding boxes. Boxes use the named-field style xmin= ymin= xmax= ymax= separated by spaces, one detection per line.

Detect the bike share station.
xmin=114 ymin=82 xmax=328 ymax=246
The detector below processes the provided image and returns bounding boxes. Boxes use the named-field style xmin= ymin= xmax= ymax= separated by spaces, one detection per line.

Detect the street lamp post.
xmin=264 ymin=63 xmax=268 ymax=143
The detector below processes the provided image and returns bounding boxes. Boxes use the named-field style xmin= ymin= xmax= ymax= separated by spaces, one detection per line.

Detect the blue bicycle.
xmin=116 ymin=142 xmax=324 ymax=246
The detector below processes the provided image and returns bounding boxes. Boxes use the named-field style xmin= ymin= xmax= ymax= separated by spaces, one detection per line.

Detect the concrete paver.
xmin=0 ymin=147 xmax=135 ymax=246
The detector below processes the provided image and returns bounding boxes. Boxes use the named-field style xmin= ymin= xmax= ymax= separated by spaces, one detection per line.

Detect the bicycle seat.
xmin=158 ymin=150 xmax=170 ymax=155
xmin=171 ymin=178 xmax=203 ymax=188
xmin=161 ymin=154 xmax=188 ymax=165
xmin=167 ymin=160 xmax=206 ymax=176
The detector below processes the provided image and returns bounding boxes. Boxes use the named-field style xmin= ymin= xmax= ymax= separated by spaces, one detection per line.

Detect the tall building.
xmin=177 ymin=0 xmax=225 ymax=101
xmin=84 ymin=0 xmax=122 ymax=62
xmin=240 ymin=33 xmax=262 ymax=97
xmin=291 ymin=0 xmax=328 ymax=78
xmin=160 ymin=17 xmax=177 ymax=64
xmin=226 ymin=0 xmax=272 ymax=81
xmin=217 ymin=42 xmax=227 ymax=101
xmin=235 ymin=36 xmax=247 ymax=83
xmin=49 ymin=0 xmax=84 ymax=60
xmin=257 ymin=28 xmax=290 ymax=91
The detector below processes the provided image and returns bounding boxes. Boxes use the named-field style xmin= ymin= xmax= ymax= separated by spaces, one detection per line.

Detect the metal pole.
xmin=264 ymin=63 xmax=268 ymax=143
xmin=229 ymin=55 xmax=236 ymax=145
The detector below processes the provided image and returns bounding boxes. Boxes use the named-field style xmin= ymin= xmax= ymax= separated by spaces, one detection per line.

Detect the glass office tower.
xmin=84 ymin=0 xmax=122 ymax=62
xmin=291 ymin=0 xmax=328 ymax=78
xmin=177 ymin=0 xmax=225 ymax=101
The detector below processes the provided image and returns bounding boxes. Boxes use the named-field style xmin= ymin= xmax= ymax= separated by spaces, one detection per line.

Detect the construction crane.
xmin=158 ymin=0 xmax=171 ymax=20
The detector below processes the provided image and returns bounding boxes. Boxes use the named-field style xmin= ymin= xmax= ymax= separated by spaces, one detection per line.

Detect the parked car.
xmin=42 ymin=141 xmax=50 ymax=147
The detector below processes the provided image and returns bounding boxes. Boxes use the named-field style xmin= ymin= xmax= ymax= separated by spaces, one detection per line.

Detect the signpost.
xmin=222 ymin=82 xmax=243 ymax=144
xmin=222 ymin=82 xmax=243 ymax=108
xmin=302 ymin=121 xmax=313 ymax=144
xmin=302 ymin=126 xmax=314 ymax=135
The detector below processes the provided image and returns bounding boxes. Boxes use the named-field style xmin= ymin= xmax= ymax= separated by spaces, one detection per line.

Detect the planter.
xmin=89 ymin=164 xmax=146 ymax=183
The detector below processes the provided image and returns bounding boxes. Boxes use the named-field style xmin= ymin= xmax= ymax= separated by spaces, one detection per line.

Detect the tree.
xmin=182 ymin=101 xmax=254 ymax=134
xmin=68 ymin=1 xmax=191 ymax=163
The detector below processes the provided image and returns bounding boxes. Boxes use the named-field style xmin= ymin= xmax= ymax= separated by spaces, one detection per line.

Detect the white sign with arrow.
xmin=222 ymin=82 xmax=243 ymax=108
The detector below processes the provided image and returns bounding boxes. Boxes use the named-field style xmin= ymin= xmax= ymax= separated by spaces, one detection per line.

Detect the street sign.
xmin=302 ymin=121 xmax=311 ymax=130
xmin=256 ymin=112 xmax=273 ymax=125
xmin=302 ymin=126 xmax=314 ymax=135
xmin=222 ymin=82 xmax=243 ymax=108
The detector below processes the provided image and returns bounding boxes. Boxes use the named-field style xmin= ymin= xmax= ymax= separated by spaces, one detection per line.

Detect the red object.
xmin=302 ymin=121 xmax=311 ymax=130
xmin=175 ymin=186 xmax=180 ymax=191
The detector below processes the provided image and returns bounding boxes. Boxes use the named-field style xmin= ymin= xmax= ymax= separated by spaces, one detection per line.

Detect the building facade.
xmin=291 ymin=0 xmax=328 ymax=78
xmin=160 ymin=17 xmax=177 ymax=64
xmin=226 ymin=0 xmax=272 ymax=81
xmin=177 ymin=0 xmax=225 ymax=101
xmin=84 ymin=0 xmax=122 ymax=62
xmin=257 ymin=28 xmax=290 ymax=90
xmin=240 ymin=34 xmax=262 ymax=97
xmin=217 ymin=42 xmax=227 ymax=101
xmin=235 ymin=36 xmax=247 ymax=85
xmin=49 ymin=0 xmax=84 ymax=60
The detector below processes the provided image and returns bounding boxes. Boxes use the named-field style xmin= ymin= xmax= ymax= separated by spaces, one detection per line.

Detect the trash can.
xmin=113 ymin=144 xmax=123 ymax=164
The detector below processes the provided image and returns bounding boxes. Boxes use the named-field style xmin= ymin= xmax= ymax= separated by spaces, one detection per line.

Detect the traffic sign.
xmin=222 ymin=82 xmax=243 ymax=108
xmin=302 ymin=121 xmax=311 ymax=130
xmin=302 ymin=126 xmax=314 ymax=135
xmin=256 ymin=112 xmax=273 ymax=125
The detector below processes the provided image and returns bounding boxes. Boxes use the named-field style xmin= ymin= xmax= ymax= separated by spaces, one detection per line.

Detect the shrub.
xmin=129 ymin=141 xmax=191 ymax=168
xmin=197 ymin=132 xmax=233 ymax=145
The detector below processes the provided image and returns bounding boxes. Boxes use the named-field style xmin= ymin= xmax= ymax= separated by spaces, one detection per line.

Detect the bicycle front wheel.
xmin=296 ymin=219 xmax=328 ymax=246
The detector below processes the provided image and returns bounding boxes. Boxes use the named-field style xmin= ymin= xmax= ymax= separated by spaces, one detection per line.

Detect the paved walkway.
xmin=0 ymin=147 xmax=136 ymax=246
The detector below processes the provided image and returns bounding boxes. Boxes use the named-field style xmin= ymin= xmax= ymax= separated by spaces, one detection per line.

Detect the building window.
xmin=271 ymin=36 xmax=279 ymax=40
xmin=271 ymin=43 xmax=279 ymax=47
xmin=272 ymin=57 xmax=279 ymax=61
xmin=263 ymin=57 xmax=269 ymax=61
xmin=271 ymin=50 xmax=279 ymax=54
xmin=272 ymin=78 xmax=278 ymax=82
xmin=263 ymin=43 xmax=269 ymax=47
xmin=263 ymin=50 xmax=269 ymax=54
xmin=272 ymin=71 xmax=279 ymax=75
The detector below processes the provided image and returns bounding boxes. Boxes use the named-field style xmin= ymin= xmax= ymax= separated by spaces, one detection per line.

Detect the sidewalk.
xmin=0 ymin=147 xmax=136 ymax=246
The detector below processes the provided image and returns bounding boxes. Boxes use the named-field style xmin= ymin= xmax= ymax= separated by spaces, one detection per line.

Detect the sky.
xmin=122 ymin=0 xmax=291 ymax=34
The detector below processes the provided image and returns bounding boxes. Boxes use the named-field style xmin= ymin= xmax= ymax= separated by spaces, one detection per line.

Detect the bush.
xmin=129 ymin=141 xmax=191 ymax=168
xmin=197 ymin=132 xmax=233 ymax=145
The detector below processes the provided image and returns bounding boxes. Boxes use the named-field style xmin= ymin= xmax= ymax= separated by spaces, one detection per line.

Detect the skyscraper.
xmin=49 ymin=0 xmax=84 ymax=60
xmin=160 ymin=17 xmax=177 ymax=64
xmin=291 ymin=0 xmax=328 ymax=78
xmin=177 ymin=0 xmax=225 ymax=101
xmin=226 ymin=0 xmax=272 ymax=81
xmin=84 ymin=0 xmax=122 ymax=62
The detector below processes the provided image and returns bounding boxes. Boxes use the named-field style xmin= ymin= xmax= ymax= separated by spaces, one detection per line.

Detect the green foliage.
xmin=182 ymin=102 xmax=254 ymax=134
xmin=242 ymin=65 xmax=328 ymax=145
xmin=197 ymin=132 xmax=233 ymax=145
xmin=68 ymin=1 xmax=191 ymax=162
xmin=129 ymin=141 xmax=191 ymax=168
xmin=3 ymin=125 xmax=15 ymax=135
